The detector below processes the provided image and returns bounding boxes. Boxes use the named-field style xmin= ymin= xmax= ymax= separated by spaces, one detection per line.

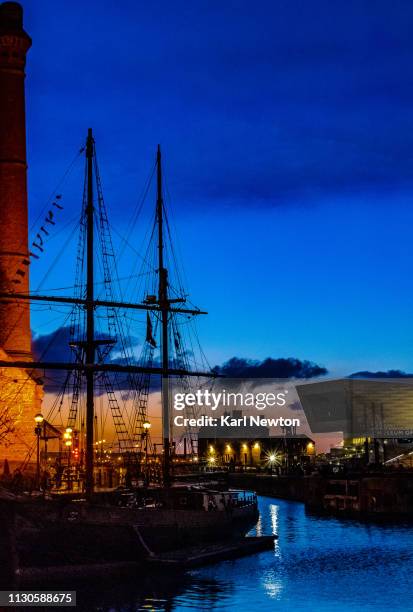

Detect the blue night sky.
xmin=22 ymin=0 xmax=413 ymax=377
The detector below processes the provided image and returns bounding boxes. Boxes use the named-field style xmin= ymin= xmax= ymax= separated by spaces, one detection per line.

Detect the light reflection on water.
xmin=68 ymin=497 xmax=413 ymax=611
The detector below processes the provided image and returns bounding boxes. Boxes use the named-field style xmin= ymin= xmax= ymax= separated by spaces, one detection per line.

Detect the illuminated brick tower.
xmin=0 ymin=3 xmax=42 ymax=466
xmin=0 ymin=1 xmax=31 ymax=360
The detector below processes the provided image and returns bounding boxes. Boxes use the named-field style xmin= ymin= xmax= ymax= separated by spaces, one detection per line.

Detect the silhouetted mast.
xmin=85 ymin=128 xmax=95 ymax=500
xmin=156 ymin=145 xmax=171 ymax=485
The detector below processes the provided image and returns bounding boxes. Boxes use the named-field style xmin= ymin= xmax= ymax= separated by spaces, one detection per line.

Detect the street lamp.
xmin=268 ymin=453 xmax=276 ymax=473
xmin=265 ymin=450 xmax=280 ymax=473
xmin=143 ymin=420 xmax=151 ymax=485
xmin=64 ymin=427 xmax=73 ymax=489
xmin=34 ymin=413 xmax=44 ymax=488
xmin=242 ymin=443 xmax=248 ymax=466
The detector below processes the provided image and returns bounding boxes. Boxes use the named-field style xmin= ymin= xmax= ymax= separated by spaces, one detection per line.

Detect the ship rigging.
xmin=0 ymin=129 xmax=215 ymax=498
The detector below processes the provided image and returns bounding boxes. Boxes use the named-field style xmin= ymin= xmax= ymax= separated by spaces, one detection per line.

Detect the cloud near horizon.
xmin=212 ymin=357 xmax=328 ymax=379
xmin=349 ymin=370 xmax=413 ymax=379
xmin=32 ymin=325 xmax=329 ymax=392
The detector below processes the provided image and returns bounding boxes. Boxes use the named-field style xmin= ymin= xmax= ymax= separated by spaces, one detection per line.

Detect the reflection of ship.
xmin=0 ymin=128 xmax=262 ymax=582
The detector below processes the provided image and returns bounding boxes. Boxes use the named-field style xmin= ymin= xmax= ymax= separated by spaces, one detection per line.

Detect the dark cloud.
xmin=32 ymin=325 xmax=73 ymax=364
xmin=32 ymin=325 xmax=328 ymax=392
xmin=212 ymin=357 xmax=327 ymax=379
xmin=32 ymin=325 xmax=139 ymax=361
xmin=349 ymin=370 xmax=413 ymax=379
xmin=32 ymin=325 xmax=141 ymax=393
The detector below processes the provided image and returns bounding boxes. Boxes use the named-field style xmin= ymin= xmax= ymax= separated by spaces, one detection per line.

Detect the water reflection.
xmin=269 ymin=503 xmax=278 ymax=535
xmin=191 ymin=498 xmax=413 ymax=612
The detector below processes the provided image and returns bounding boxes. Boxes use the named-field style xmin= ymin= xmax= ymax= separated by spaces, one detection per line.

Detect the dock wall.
xmin=228 ymin=473 xmax=308 ymax=502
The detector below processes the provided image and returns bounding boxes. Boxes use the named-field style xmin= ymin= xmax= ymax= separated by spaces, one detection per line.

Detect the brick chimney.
xmin=0 ymin=2 xmax=32 ymax=360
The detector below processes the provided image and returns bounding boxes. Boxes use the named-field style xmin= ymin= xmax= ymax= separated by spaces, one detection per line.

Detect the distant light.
xmin=226 ymin=444 xmax=231 ymax=451
xmin=265 ymin=450 xmax=281 ymax=466
xmin=209 ymin=445 xmax=214 ymax=453
xmin=193 ymin=456 xmax=198 ymax=462
xmin=208 ymin=456 xmax=216 ymax=464
xmin=65 ymin=427 xmax=73 ymax=434
xmin=242 ymin=444 xmax=248 ymax=451
xmin=34 ymin=413 xmax=44 ymax=423
xmin=143 ymin=420 xmax=151 ymax=430
xmin=65 ymin=440 xmax=72 ymax=447
xmin=254 ymin=442 xmax=260 ymax=450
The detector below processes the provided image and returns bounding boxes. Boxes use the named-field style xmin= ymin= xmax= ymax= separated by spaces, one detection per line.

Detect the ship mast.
xmin=156 ymin=145 xmax=171 ymax=485
xmin=85 ymin=128 xmax=95 ymax=500
xmin=0 ymin=131 xmax=214 ymax=495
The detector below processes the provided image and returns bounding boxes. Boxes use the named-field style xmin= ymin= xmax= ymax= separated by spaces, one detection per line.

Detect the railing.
xmin=230 ymin=491 xmax=257 ymax=508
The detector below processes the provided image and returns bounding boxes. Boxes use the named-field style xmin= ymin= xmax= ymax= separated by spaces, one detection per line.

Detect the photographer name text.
xmin=173 ymin=414 xmax=300 ymax=428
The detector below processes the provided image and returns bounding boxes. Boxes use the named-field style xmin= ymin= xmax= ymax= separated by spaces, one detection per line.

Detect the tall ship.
xmin=0 ymin=2 xmax=268 ymax=584
xmin=0 ymin=129 xmax=264 ymax=576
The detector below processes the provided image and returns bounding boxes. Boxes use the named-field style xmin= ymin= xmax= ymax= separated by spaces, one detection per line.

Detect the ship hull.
xmin=1 ymin=493 xmax=259 ymax=584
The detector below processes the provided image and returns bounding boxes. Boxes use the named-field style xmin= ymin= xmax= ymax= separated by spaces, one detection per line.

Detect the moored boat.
xmin=0 ymin=132 xmax=262 ymax=583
